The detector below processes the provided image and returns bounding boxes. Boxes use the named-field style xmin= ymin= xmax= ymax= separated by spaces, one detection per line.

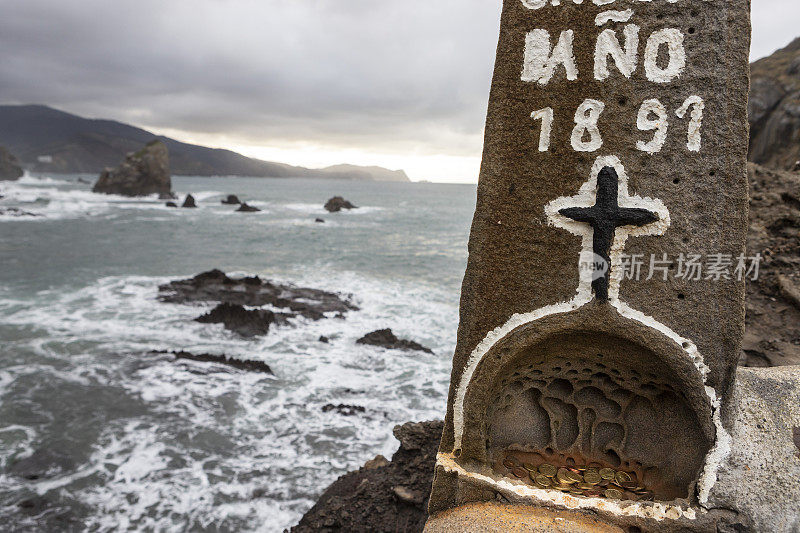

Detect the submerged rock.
xmin=195 ymin=303 xmax=275 ymax=337
xmin=165 ymin=201 xmax=178 ymax=208
xmin=0 ymin=146 xmax=24 ymax=181
xmin=0 ymin=207 xmax=41 ymax=217
xmin=181 ymin=194 xmax=197 ymax=208
xmin=150 ymin=350 xmax=273 ymax=374
xmin=291 ymin=420 xmax=443 ymax=533
xmin=236 ymin=202 xmax=261 ymax=212
xmin=221 ymin=194 xmax=242 ymax=205
xmin=324 ymin=196 xmax=357 ymax=213
xmin=315 ymin=218 xmax=325 ymax=223
xmin=357 ymin=329 xmax=433 ymax=354
xmin=158 ymin=269 xmax=358 ymax=321
xmin=322 ymin=403 xmax=366 ymax=416
xmin=92 ymin=140 xmax=172 ymax=197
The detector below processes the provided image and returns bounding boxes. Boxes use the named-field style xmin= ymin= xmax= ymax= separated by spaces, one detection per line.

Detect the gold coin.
xmin=511 ymin=467 xmax=528 ymax=479
xmin=583 ymin=470 xmax=601 ymax=484
xmin=556 ymin=469 xmax=575 ymax=484
xmin=569 ymin=489 xmax=584 ymax=495
xmin=577 ymin=482 xmax=596 ymax=490
xmin=552 ymin=482 xmax=572 ymax=492
xmin=566 ymin=470 xmax=584 ymax=483
xmin=538 ymin=463 xmax=557 ymax=477
xmin=523 ymin=462 xmax=537 ymax=472
xmin=615 ymin=471 xmax=632 ymax=485
xmin=502 ymin=459 xmax=515 ymax=469
xmin=605 ymin=488 xmax=623 ymax=500
xmin=599 ymin=468 xmax=616 ymax=480
xmin=535 ymin=474 xmax=552 ymax=487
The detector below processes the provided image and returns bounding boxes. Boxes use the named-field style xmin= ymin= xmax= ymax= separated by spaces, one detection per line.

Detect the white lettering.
xmin=522 ymin=29 xmax=578 ymax=85
xmin=644 ymin=28 xmax=686 ymax=83
xmin=571 ymin=99 xmax=605 ymax=152
xmin=636 ymin=99 xmax=669 ymax=153
xmin=531 ymin=108 xmax=554 ymax=152
xmin=676 ymin=95 xmax=705 ymax=152
xmin=594 ymin=24 xmax=640 ymax=80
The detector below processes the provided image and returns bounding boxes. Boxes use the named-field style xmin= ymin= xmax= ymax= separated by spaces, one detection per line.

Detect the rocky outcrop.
xmin=92 ymin=140 xmax=172 ymax=197
xmin=0 ymin=207 xmax=41 ymax=217
xmin=159 ymin=269 xmax=358 ymax=322
xmin=150 ymin=350 xmax=273 ymax=374
xmin=221 ymin=195 xmax=241 ymax=205
xmin=0 ymin=146 xmax=23 ymax=181
xmin=291 ymin=421 xmax=443 ymax=533
xmin=742 ymin=163 xmax=800 ymax=367
xmin=236 ymin=202 xmax=261 ymax=212
xmin=324 ymin=196 xmax=357 ymax=213
xmin=322 ymin=404 xmax=366 ymax=416
xmin=195 ymin=303 xmax=276 ymax=337
xmin=181 ymin=194 xmax=197 ymax=208
xmin=749 ymin=38 xmax=800 ymax=171
xmin=357 ymin=329 xmax=434 ymax=354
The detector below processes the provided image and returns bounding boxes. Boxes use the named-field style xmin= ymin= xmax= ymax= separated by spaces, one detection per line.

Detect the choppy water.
xmin=0 ymin=174 xmax=476 ymax=531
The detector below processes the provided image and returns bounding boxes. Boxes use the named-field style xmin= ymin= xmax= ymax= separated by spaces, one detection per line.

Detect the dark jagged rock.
xmin=181 ymin=194 xmax=197 ymax=208
xmin=165 ymin=201 xmax=178 ymax=208
xmin=150 ymin=350 xmax=273 ymax=374
xmin=7 ymin=448 xmax=75 ymax=481
xmin=92 ymin=140 xmax=172 ymax=197
xmin=236 ymin=202 xmax=261 ymax=213
xmin=0 ymin=207 xmax=41 ymax=217
xmin=742 ymin=163 xmax=800 ymax=367
xmin=222 ymin=194 xmax=242 ymax=205
xmin=356 ymin=329 xmax=434 ymax=354
xmin=195 ymin=303 xmax=275 ymax=337
xmin=158 ymin=269 xmax=358 ymax=321
xmin=0 ymin=146 xmax=23 ymax=181
xmin=291 ymin=421 xmax=443 ymax=533
xmin=324 ymin=196 xmax=357 ymax=213
xmin=749 ymin=38 xmax=800 ymax=171
xmin=319 ymin=336 xmax=330 ymax=343
xmin=315 ymin=218 xmax=326 ymax=223
xmin=322 ymin=404 xmax=366 ymax=416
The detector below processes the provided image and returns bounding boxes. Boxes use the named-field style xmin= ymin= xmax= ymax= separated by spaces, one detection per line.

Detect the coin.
xmin=552 ymin=482 xmax=573 ymax=491
xmin=569 ymin=488 xmax=584 ymax=495
xmin=583 ymin=469 xmax=601 ymax=484
xmin=502 ymin=459 xmax=516 ymax=469
xmin=615 ymin=471 xmax=632 ymax=485
xmin=577 ymin=482 xmax=596 ymax=490
xmin=599 ymin=468 xmax=616 ymax=480
xmin=556 ymin=468 xmax=575 ymax=484
xmin=511 ymin=467 xmax=528 ymax=479
xmin=566 ymin=470 xmax=583 ymax=483
xmin=535 ymin=474 xmax=552 ymax=487
xmin=604 ymin=488 xmax=623 ymax=500
xmin=523 ymin=462 xmax=538 ymax=472
xmin=583 ymin=489 xmax=603 ymax=498
xmin=538 ymin=463 xmax=557 ymax=477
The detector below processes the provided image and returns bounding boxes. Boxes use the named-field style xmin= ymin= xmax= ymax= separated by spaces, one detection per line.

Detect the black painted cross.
xmin=559 ymin=166 xmax=660 ymax=301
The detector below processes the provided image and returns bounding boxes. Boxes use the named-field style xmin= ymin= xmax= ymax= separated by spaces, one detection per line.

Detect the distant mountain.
xmin=0 ymin=105 xmax=410 ymax=181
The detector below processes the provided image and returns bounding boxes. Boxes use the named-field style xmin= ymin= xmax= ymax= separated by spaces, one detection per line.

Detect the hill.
xmin=749 ymin=38 xmax=800 ymax=171
xmin=0 ymin=105 xmax=409 ymax=181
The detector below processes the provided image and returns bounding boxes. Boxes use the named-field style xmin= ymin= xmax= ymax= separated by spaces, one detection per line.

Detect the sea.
xmin=0 ymin=174 xmax=477 ymax=532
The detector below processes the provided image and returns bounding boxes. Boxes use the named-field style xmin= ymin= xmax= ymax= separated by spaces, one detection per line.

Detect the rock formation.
xmin=195 ymin=303 xmax=275 ymax=337
xmin=236 ymin=202 xmax=261 ymax=212
xmin=0 ymin=146 xmax=23 ymax=181
xmin=221 ymin=194 xmax=241 ymax=205
xmin=291 ymin=421 xmax=443 ymax=533
xmin=749 ymin=38 xmax=800 ymax=171
xmin=356 ymin=329 xmax=433 ymax=354
xmin=92 ymin=140 xmax=172 ymax=197
xmin=149 ymin=350 xmax=273 ymax=374
xmin=181 ymin=194 xmax=197 ymax=208
xmin=742 ymin=163 xmax=800 ymax=367
xmin=324 ymin=196 xmax=357 ymax=213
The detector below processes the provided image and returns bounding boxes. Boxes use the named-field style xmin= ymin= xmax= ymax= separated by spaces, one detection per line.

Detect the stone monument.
xmin=427 ymin=0 xmax=759 ymax=530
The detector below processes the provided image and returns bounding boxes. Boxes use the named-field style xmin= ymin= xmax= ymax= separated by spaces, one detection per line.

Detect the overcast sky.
xmin=1 ymin=0 xmax=797 ymax=182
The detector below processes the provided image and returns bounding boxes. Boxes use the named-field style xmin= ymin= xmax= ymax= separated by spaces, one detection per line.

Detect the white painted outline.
xmin=595 ymin=9 xmax=634 ymax=25
xmin=443 ymin=155 xmax=730 ymax=517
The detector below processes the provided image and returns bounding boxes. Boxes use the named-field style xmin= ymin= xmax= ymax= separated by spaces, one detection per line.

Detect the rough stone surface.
xmin=0 ymin=146 xmax=23 ymax=180
xmin=324 ymin=196 xmax=357 ymax=213
xmin=290 ymin=421 xmax=443 ymax=533
xmin=424 ymin=502 xmax=624 ymax=532
xmin=749 ymin=38 xmax=800 ymax=171
xmin=356 ymin=329 xmax=434 ymax=354
xmin=431 ymin=0 xmax=751 ymax=523
xmin=743 ymin=164 xmax=800 ymax=367
xmin=706 ymin=366 xmax=800 ymax=532
xmin=92 ymin=140 xmax=172 ymax=197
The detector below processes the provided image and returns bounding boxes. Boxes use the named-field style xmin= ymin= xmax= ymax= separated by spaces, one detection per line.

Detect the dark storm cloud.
xmin=0 ymin=0 xmax=797 ymax=157
xmin=0 ymin=0 xmax=501 ymax=154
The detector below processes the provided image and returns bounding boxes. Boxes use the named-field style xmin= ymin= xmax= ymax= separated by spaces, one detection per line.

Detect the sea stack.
xmin=92 ymin=140 xmax=172 ymax=197
xmin=0 ymin=146 xmax=24 ymax=181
